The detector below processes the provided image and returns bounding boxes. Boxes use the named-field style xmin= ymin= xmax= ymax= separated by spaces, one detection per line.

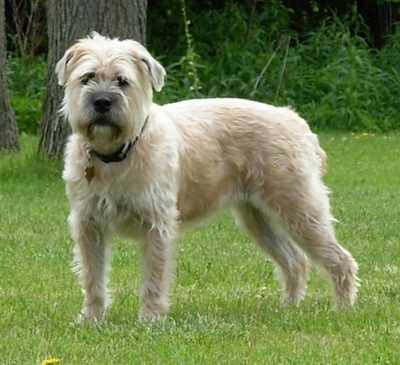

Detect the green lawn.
xmin=1 ymin=133 xmax=399 ymax=364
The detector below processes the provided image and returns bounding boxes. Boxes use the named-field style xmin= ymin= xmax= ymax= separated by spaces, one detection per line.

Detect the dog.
xmin=56 ymin=32 xmax=359 ymax=322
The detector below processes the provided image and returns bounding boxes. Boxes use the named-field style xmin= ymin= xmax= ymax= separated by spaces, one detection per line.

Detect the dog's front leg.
xmin=70 ymin=214 xmax=111 ymax=322
xmin=139 ymin=224 xmax=177 ymax=320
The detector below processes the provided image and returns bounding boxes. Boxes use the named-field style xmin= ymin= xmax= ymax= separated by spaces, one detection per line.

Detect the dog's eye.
xmin=81 ymin=72 xmax=96 ymax=85
xmin=117 ymin=76 xmax=129 ymax=87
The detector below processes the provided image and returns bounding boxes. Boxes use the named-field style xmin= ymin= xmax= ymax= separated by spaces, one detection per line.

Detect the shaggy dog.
xmin=57 ymin=33 xmax=359 ymax=322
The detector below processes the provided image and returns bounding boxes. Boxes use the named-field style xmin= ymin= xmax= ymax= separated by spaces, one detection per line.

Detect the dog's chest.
xmin=84 ymin=170 xmax=177 ymax=228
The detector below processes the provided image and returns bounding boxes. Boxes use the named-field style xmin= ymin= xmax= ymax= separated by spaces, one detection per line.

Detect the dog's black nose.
xmin=94 ymin=97 xmax=112 ymax=113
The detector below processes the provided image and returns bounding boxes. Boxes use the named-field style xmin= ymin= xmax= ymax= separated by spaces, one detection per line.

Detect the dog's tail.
xmin=316 ymin=144 xmax=327 ymax=176
xmin=285 ymin=106 xmax=327 ymax=176
xmin=308 ymin=131 xmax=327 ymax=176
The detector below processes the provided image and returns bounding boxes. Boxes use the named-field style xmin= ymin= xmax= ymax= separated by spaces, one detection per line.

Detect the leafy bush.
xmin=153 ymin=1 xmax=293 ymax=103
xmin=151 ymin=3 xmax=400 ymax=132
xmin=6 ymin=55 xmax=46 ymax=135
xmin=280 ymin=16 xmax=400 ymax=131
xmin=6 ymin=2 xmax=400 ymax=134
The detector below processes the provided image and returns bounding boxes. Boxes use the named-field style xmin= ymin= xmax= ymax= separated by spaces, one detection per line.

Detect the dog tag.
xmin=85 ymin=165 xmax=95 ymax=182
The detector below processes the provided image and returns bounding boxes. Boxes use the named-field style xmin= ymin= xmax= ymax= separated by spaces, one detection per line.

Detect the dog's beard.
xmin=87 ymin=118 xmax=122 ymax=142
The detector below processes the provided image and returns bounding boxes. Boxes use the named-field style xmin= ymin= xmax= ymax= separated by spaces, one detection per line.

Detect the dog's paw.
xmin=76 ymin=312 xmax=99 ymax=324
xmin=138 ymin=303 xmax=169 ymax=321
xmin=77 ymin=313 xmax=101 ymax=325
xmin=76 ymin=305 xmax=105 ymax=324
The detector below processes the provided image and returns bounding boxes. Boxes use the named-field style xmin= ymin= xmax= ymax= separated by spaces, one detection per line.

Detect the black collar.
xmin=87 ymin=117 xmax=148 ymax=164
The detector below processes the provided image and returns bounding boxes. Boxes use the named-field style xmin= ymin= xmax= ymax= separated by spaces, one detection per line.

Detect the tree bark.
xmin=39 ymin=0 xmax=148 ymax=156
xmin=0 ymin=0 xmax=19 ymax=153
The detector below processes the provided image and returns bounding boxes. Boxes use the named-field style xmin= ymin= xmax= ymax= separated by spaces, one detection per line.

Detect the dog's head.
xmin=56 ymin=32 xmax=166 ymax=152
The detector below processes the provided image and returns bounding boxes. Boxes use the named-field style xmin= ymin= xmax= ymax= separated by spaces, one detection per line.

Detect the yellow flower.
xmin=41 ymin=358 xmax=60 ymax=365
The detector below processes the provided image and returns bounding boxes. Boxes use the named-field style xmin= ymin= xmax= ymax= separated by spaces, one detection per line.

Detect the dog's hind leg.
xmin=268 ymin=178 xmax=359 ymax=308
xmin=233 ymin=202 xmax=309 ymax=305
xmin=139 ymin=223 xmax=177 ymax=320
xmin=69 ymin=215 xmax=112 ymax=322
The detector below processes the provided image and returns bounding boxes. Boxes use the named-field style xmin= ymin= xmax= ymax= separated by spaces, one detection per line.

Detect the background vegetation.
xmin=4 ymin=0 xmax=400 ymax=134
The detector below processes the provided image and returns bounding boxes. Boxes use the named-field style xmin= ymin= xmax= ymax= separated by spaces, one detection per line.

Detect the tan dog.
xmin=57 ymin=33 xmax=359 ymax=322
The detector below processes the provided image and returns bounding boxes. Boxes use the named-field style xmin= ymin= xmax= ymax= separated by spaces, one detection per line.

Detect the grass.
xmin=1 ymin=132 xmax=400 ymax=364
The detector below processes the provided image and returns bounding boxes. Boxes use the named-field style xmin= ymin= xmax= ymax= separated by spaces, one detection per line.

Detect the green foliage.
xmin=6 ymin=55 xmax=46 ymax=135
xmin=2 ymin=134 xmax=400 ymax=363
xmin=153 ymin=1 xmax=293 ymax=103
xmin=6 ymin=2 xmax=400 ymax=134
xmin=282 ymin=16 xmax=397 ymax=131
xmin=150 ymin=3 xmax=400 ymax=132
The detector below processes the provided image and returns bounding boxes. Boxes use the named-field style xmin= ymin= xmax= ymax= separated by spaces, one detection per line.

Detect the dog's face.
xmin=56 ymin=33 xmax=166 ymax=151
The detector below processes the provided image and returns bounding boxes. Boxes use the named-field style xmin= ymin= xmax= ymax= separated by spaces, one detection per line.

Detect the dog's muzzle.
xmin=94 ymin=96 xmax=112 ymax=114
xmin=92 ymin=90 xmax=116 ymax=114
xmin=86 ymin=92 xmax=122 ymax=135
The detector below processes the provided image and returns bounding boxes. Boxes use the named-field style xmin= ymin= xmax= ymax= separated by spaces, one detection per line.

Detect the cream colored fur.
xmin=58 ymin=33 xmax=359 ymax=322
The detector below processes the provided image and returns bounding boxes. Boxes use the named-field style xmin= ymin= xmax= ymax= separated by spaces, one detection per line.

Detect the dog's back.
xmin=162 ymin=98 xmax=326 ymax=173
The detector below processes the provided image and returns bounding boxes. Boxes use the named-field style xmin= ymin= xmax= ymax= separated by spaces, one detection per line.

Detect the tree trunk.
xmin=0 ymin=0 xmax=19 ymax=153
xmin=39 ymin=0 xmax=147 ymax=156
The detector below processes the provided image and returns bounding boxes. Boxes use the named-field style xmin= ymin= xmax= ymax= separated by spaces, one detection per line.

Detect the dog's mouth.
xmin=87 ymin=118 xmax=121 ymax=139
xmin=93 ymin=118 xmax=112 ymax=126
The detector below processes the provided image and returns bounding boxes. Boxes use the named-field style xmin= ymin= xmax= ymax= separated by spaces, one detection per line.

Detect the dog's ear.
xmin=56 ymin=47 xmax=75 ymax=86
xmin=140 ymin=55 xmax=166 ymax=92
xmin=125 ymin=40 xmax=166 ymax=92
